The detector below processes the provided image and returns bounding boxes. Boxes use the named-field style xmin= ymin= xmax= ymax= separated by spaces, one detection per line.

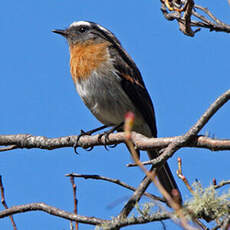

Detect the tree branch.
xmin=0 ymin=176 xmax=17 ymax=230
xmin=0 ymin=134 xmax=229 ymax=153
xmin=128 ymin=89 xmax=230 ymax=167
xmin=66 ymin=173 xmax=165 ymax=202
xmin=161 ymin=0 xmax=230 ymax=36
xmin=118 ymin=170 xmax=153 ymax=219
xmin=0 ymin=202 xmax=171 ymax=228
xmin=104 ymin=211 xmax=170 ymax=229
xmin=1 ymin=89 xmax=228 ymax=171
xmin=0 ymin=202 xmax=106 ymax=225
xmin=214 ymin=180 xmax=230 ymax=190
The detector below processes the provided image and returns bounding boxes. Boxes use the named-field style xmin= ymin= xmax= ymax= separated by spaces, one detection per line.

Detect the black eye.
xmin=79 ymin=26 xmax=88 ymax=33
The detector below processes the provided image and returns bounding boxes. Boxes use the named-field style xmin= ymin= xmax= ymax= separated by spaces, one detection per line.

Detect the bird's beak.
xmin=52 ymin=29 xmax=68 ymax=37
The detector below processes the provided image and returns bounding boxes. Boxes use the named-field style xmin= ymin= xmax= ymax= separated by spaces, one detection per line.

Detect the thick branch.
xmin=0 ymin=202 xmax=171 ymax=228
xmin=0 ymin=87 xmax=230 ymax=154
xmin=128 ymin=89 xmax=230 ymax=167
xmin=151 ymin=89 xmax=230 ymax=168
xmin=0 ymin=90 xmax=229 ymax=186
xmin=0 ymin=134 xmax=230 ymax=153
xmin=0 ymin=202 xmax=106 ymax=225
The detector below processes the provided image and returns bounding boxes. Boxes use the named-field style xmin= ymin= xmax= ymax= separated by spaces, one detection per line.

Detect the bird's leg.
xmin=74 ymin=125 xmax=108 ymax=153
xmin=98 ymin=122 xmax=124 ymax=150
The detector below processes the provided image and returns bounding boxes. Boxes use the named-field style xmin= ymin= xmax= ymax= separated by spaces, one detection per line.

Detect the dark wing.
xmin=106 ymin=38 xmax=182 ymax=203
xmin=108 ymin=45 xmax=157 ymax=137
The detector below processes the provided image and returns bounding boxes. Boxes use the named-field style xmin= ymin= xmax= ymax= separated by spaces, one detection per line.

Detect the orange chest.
xmin=69 ymin=42 xmax=109 ymax=82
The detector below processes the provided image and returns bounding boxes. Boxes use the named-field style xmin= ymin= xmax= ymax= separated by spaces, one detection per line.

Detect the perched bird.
xmin=53 ymin=21 xmax=181 ymax=201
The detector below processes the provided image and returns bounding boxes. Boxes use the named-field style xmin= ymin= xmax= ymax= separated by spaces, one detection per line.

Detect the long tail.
xmin=148 ymin=150 xmax=182 ymax=204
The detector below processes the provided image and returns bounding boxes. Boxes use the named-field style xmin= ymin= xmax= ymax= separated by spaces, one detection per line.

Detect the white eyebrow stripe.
xmin=69 ymin=21 xmax=91 ymax=28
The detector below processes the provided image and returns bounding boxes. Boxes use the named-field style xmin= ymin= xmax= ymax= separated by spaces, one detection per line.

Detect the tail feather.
xmin=148 ymin=150 xmax=182 ymax=204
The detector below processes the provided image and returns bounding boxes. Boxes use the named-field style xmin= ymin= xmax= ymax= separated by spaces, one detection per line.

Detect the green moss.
xmin=185 ymin=182 xmax=230 ymax=221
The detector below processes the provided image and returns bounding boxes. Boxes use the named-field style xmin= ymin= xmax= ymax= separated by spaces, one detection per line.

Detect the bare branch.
xmin=66 ymin=173 xmax=165 ymax=202
xmin=0 ymin=202 xmax=171 ymax=228
xmin=0 ymin=133 xmax=230 ymax=154
xmin=0 ymin=176 xmax=17 ymax=230
xmin=0 ymin=202 xmax=106 ymax=225
xmin=70 ymin=176 xmax=78 ymax=230
xmin=0 ymin=88 xmax=230 ymax=155
xmin=0 ymin=145 xmax=17 ymax=152
xmin=178 ymin=0 xmax=196 ymax=36
xmin=194 ymin=5 xmax=227 ymax=26
xmin=128 ymin=89 xmax=230 ymax=167
xmin=118 ymin=173 xmax=153 ymax=219
xmin=161 ymin=1 xmax=230 ymax=36
xmin=104 ymin=211 xmax=170 ymax=229
xmin=214 ymin=180 xmax=230 ymax=190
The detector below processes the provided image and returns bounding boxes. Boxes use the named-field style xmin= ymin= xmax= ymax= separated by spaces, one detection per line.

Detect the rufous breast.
xmin=69 ymin=41 xmax=110 ymax=83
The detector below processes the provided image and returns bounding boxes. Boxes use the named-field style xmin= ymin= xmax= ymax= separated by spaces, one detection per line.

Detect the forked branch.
xmin=161 ymin=0 xmax=230 ymax=36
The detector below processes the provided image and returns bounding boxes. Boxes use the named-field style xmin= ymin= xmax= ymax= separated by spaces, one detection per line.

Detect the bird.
xmin=53 ymin=21 xmax=181 ymax=202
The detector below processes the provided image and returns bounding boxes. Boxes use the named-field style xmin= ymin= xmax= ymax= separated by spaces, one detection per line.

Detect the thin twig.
xmin=214 ymin=180 xmax=230 ymax=190
xmin=66 ymin=173 xmax=164 ymax=202
xmin=70 ymin=176 xmax=78 ymax=230
xmin=118 ymin=175 xmax=153 ymax=219
xmin=0 ymin=176 xmax=17 ymax=230
xmin=177 ymin=158 xmax=193 ymax=193
xmin=194 ymin=5 xmax=227 ymax=26
xmin=161 ymin=1 xmax=230 ymax=36
xmin=0 ymin=145 xmax=17 ymax=152
xmin=176 ymin=159 xmax=209 ymax=230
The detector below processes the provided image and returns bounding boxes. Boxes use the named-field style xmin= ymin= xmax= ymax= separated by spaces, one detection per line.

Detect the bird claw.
xmin=97 ymin=131 xmax=111 ymax=151
xmin=85 ymin=146 xmax=94 ymax=151
xmin=73 ymin=143 xmax=80 ymax=154
xmin=108 ymin=143 xmax=117 ymax=148
xmin=97 ymin=123 xmax=123 ymax=151
xmin=74 ymin=129 xmax=91 ymax=154
xmin=73 ymin=125 xmax=108 ymax=154
xmin=74 ymin=144 xmax=94 ymax=154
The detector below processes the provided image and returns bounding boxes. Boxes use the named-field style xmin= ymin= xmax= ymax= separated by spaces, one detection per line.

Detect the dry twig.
xmin=214 ymin=180 xmax=230 ymax=190
xmin=0 ymin=133 xmax=229 ymax=154
xmin=66 ymin=173 xmax=164 ymax=202
xmin=177 ymin=158 xmax=193 ymax=193
xmin=118 ymin=175 xmax=153 ymax=219
xmin=161 ymin=0 xmax=230 ymax=36
xmin=0 ymin=202 xmax=171 ymax=228
xmin=70 ymin=176 xmax=78 ymax=230
xmin=0 ymin=176 xmax=17 ymax=230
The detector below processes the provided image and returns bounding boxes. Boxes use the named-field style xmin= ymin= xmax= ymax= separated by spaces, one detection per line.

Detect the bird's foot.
xmin=98 ymin=122 xmax=124 ymax=151
xmin=74 ymin=125 xmax=108 ymax=154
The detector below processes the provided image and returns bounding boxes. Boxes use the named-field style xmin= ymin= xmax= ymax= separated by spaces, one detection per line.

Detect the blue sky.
xmin=0 ymin=1 xmax=230 ymax=229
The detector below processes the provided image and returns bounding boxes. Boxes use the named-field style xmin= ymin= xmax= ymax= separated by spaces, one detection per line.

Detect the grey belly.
xmin=75 ymin=72 xmax=152 ymax=137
